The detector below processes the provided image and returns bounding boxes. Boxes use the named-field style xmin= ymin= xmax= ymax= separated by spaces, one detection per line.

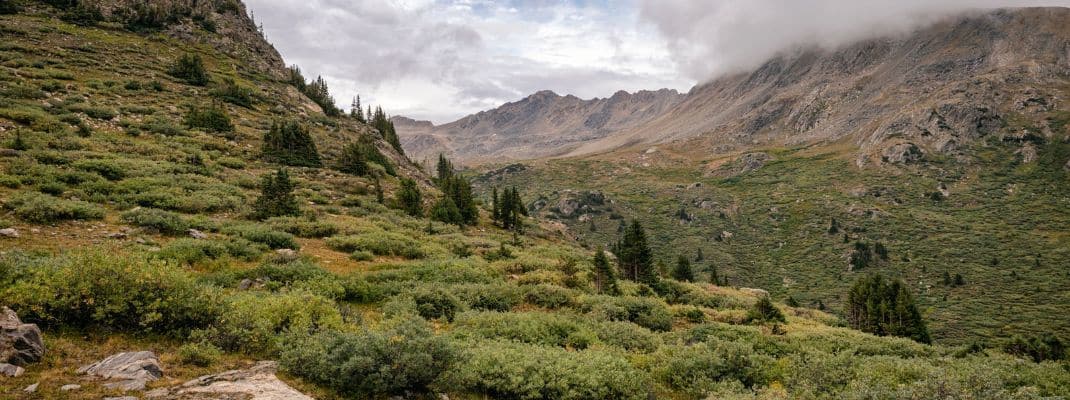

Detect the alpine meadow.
xmin=0 ymin=1 xmax=1068 ymax=399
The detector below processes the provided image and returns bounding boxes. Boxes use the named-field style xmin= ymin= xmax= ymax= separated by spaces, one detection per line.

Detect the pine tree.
xmin=619 ymin=220 xmax=656 ymax=285
xmin=350 ymin=96 xmax=365 ymax=122
xmin=336 ymin=142 xmax=368 ymax=176
xmin=374 ymin=176 xmax=384 ymax=204
xmin=747 ymin=296 xmax=786 ymax=324
xmin=695 ymin=248 xmax=704 ymax=262
xmin=593 ymin=248 xmax=619 ymax=295
xmin=169 ymin=53 xmax=209 ymax=86
xmin=371 ymin=106 xmax=403 ymax=154
xmin=252 ymin=169 xmax=299 ymax=220
xmin=846 ymin=274 xmax=930 ymax=343
xmin=436 ymin=154 xmax=453 ymax=183
xmin=491 ymin=187 xmax=501 ymax=223
xmin=430 ymin=196 xmax=462 ymax=225
xmin=672 ymin=255 xmax=694 ymax=282
xmin=709 ymin=264 xmax=720 ymax=286
xmin=396 ymin=178 xmax=422 ymax=217
xmin=262 ymin=119 xmax=321 ymax=167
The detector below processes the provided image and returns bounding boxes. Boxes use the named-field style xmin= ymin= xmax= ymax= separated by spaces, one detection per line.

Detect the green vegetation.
xmin=262 ymin=119 xmax=321 ymax=167
xmin=184 ymin=102 xmax=234 ymax=134
xmin=252 ymin=169 xmax=300 ymax=220
xmin=847 ymin=274 xmax=931 ymax=343
xmin=396 ymin=177 xmax=422 ymax=217
xmin=169 ymin=53 xmax=210 ymax=86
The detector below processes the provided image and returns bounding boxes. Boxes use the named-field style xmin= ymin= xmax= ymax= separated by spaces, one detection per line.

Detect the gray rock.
xmin=24 ymin=382 xmax=37 ymax=393
xmin=0 ymin=228 xmax=18 ymax=238
xmin=881 ymin=142 xmax=924 ymax=164
xmin=0 ymin=307 xmax=45 ymax=366
xmin=60 ymin=384 xmax=81 ymax=391
xmin=274 ymin=248 xmax=298 ymax=261
xmin=188 ymin=229 xmax=208 ymax=239
xmin=1064 ymin=159 xmax=1070 ymax=172
xmin=148 ymin=361 xmax=313 ymax=399
xmin=0 ymin=362 xmax=24 ymax=377
xmin=738 ymin=152 xmax=772 ymax=173
xmin=105 ymin=397 xmax=139 ymax=400
xmin=79 ymin=351 xmax=162 ymax=391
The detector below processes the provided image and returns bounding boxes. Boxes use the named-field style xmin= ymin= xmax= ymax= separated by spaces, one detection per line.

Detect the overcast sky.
xmin=244 ymin=0 xmax=1069 ymax=124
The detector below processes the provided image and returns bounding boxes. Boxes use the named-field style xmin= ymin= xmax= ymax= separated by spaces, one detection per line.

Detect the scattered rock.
xmin=0 ymin=362 xmax=24 ymax=377
xmin=1016 ymin=143 xmax=1037 ymax=163
xmin=78 ymin=351 xmax=162 ymax=391
xmin=0 ymin=228 xmax=18 ymax=238
xmin=740 ymin=288 xmax=769 ymax=297
xmin=937 ymin=183 xmax=950 ymax=197
xmin=687 ymin=182 xmax=702 ymax=189
xmin=881 ymin=143 xmax=924 ymax=164
xmin=106 ymin=232 xmax=128 ymax=240
xmin=715 ymin=231 xmax=733 ymax=242
xmin=60 ymin=384 xmax=81 ymax=391
xmin=0 ymin=149 xmax=18 ymax=157
xmin=0 ymin=307 xmax=45 ymax=366
xmin=738 ymin=152 xmax=772 ymax=173
xmin=274 ymin=248 xmax=298 ymax=260
xmin=188 ymin=229 xmax=208 ymax=239
xmin=24 ymin=382 xmax=37 ymax=393
xmin=105 ymin=397 xmax=139 ymax=400
xmin=238 ymin=278 xmax=266 ymax=291
xmin=146 ymin=361 xmax=313 ymax=400
xmin=1065 ymin=159 xmax=1070 ymax=172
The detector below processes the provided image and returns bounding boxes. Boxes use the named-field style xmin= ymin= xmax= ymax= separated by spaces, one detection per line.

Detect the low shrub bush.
xmin=325 ymin=231 xmax=423 ymax=259
xmin=2 ymin=251 xmax=221 ymax=334
xmin=121 ymin=207 xmax=189 ymax=235
xmin=223 ymin=224 xmax=299 ymax=250
xmin=580 ymin=295 xmax=673 ymax=332
xmin=177 ymin=342 xmax=222 ymax=367
xmin=523 ymin=284 xmax=576 ymax=309
xmin=4 ymin=192 xmax=104 ymax=223
xmin=265 ymin=217 xmax=339 ymax=238
xmin=194 ymin=291 xmax=343 ymax=355
xmin=280 ymin=317 xmax=458 ymax=397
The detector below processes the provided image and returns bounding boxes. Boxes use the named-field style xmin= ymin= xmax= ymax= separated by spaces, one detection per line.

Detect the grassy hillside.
xmin=0 ymin=2 xmax=1067 ymax=399
xmin=475 ymin=126 xmax=1070 ymax=346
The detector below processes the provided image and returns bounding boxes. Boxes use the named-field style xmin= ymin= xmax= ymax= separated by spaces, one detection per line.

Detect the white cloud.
xmin=638 ymin=0 xmax=1070 ymax=81
xmin=245 ymin=0 xmax=691 ymax=123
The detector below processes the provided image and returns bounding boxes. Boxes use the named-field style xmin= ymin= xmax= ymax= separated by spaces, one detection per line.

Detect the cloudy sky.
xmin=244 ymin=0 xmax=1069 ymax=123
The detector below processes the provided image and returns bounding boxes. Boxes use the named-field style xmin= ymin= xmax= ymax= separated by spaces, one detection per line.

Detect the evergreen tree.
xmin=397 ymin=178 xmax=422 ymax=217
xmin=491 ymin=187 xmax=501 ymax=223
xmin=436 ymin=153 xmax=453 ymax=183
xmin=371 ymin=106 xmax=403 ymax=154
xmin=184 ymin=102 xmax=233 ymax=134
xmin=374 ymin=176 xmax=384 ymax=204
xmin=430 ymin=196 xmax=462 ymax=225
xmin=593 ymin=248 xmax=619 ymax=295
xmin=252 ymin=169 xmax=299 ymax=220
xmin=169 ymin=53 xmax=209 ymax=86
xmin=785 ymin=296 xmax=800 ymax=307
xmin=846 ymin=274 xmax=931 ymax=343
xmin=709 ymin=264 xmax=720 ymax=286
xmin=747 ymin=296 xmax=786 ymax=324
xmin=262 ymin=119 xmax=321 ymax=167
xmin=695 ymin=248 xmax=704 ymax=262
xmin=336 ymin=142 xmax=368 ymax=176
xmin=672 ymin=255 xmax=694 ymax=282
xmin=618 ymin=220 xmax=656 ymax=285
xmin=350 ymin=96 xmax=365 ymax=122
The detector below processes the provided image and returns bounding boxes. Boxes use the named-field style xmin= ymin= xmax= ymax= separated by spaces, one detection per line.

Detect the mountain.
xmin=394 ymin=88 xmax=684 ymax=163
xmin=411 ymin=8 xmax=1069 ymax=166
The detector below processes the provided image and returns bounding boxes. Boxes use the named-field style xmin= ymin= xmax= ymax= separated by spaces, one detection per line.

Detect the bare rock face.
xmin=0 ymin=228 xmax=18 ymax=238
xmin=78 ymin=351 xmax=163 ymax=391
xmin=145 ymin=361 xmax=313 ymax=400
xmin=0 ymin=362 xmax=25 ymax=377
xmin=0 ymin=307 xmax=44 ymax=366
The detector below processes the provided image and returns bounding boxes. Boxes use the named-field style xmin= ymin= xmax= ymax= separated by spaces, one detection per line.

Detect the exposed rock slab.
xmin=146 ymin=361 xmax=313 ymax=400
xmin=0 ymin=307 xmax=44 ymax=366
xmin=0 ymin=362 xmax=24 ymax=377
xmin=78 ymin=351 xmax=163 ymax=391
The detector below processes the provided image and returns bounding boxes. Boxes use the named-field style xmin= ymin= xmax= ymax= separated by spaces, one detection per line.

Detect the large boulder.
xmin=145 ymin=361 xmax=313 ymax=400
xmin=78 ymin=351 xmax=163 ymax=391
xmin=881 ymin=142 xmax=924 ymax=165
xmin=0 ymin=307 xmax=44 ymax=366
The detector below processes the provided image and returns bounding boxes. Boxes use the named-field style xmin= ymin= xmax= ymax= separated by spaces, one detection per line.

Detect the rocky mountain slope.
xmin=405 ymin=7 xmax=1070 ymax=166
xmin=394 ymin=88 xmax=684 ymax=163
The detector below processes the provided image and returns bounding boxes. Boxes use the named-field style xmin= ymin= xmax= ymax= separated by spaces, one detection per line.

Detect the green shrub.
xmin=80 ymin=105 xmax=117 ymax=120
xmin=194 ymin=291 xmax=343 ymax=355
xmin=141 ymin=116 xmax=185 ymax=136
xmin=326 ymin=232 xmax=424 ymax=259
xmin=453 ymin=311 xmax=597 ymax=349
xmin=580 ymin=295 xmax=673 ymax=332
xmin=592 ymin=321 xmax=659 ymax=353
xmin=442 ymin=341 xmax=650 ymax=400
xmin=280 ymin=317 xmax=457 ymax=396
xmin=222 ymin=224 xmax=299 ymax=250
xmin=121 ymin=207 xmax=189 ymax=235
xmin=177 ymin=342 xmax=221 ymax=367
xmin=261 ymin=119 xmax=321 ymax=167
xmin=746 ymin=296 xmax=786 ymax=324
xmin=211 ymin=78 xmax=254 ymax=108
xmin=155 ymin=238 xmax=265 ymax=265
xmin=2 ymin=251 xmax=221 ymax=334
xmin=72 ymin=158 xmax=125 ymax=180
xmin=4 ymin=192 xmax=104 ymax=223
xmin=169 ymin=53 xmax=210 ymax=86
xmin=349 ymin=250 xmax=374 ymax=261
xmin=523 ymin=284 xmax=576 ymax=309
xmin=185 ymin=103 xmax=234 ymax=134
xmin=240 ymin=259 xmax=334 ymax=288
xmin=450 ymin=284 xmax=522 ymax=312
xmin=411 ymin=288 xmax=464 ymax=322
xmin=656 ymin=340 xmax=770 ymax=395
xmin=217 ymin=157 xmax=245 ymax=169
xmin=265 ymin=217 xmax=338 ymax=238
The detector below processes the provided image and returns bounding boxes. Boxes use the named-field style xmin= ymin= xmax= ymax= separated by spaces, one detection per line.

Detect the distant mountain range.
xmin=397 ymin=7 xmax=1070 ymax=166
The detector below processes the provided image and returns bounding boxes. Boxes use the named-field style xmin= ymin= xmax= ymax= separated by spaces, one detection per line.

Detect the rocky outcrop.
xmin=881 ymin=143 xmax=924 ymax=165
xmin=78 ymin=351 xmax=163 ymax=391
xmin=0 ymin=228 xmax=18 ymax=238
xmin=145 ymin=361 xmax=312 ymax=400
xmin=0 ymin=307 xmax=44 ymax=366
xmin=0 ymin=363 xmax=24 ymax=377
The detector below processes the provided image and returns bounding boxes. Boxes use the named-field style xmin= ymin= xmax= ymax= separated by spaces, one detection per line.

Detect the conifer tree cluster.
xmin=746 ymin=296 xmax=786 ymax=324
xmin=370 ymin=106 xmax=403 ymax=154
xmin=397 ymin=178 xmax=422 ymax=217
xmin=614 ymin=220 xmax=657 ymax=286
xmin=671 ymin=255 xmax=694 ymax=282
xmin=846 ymin=274 xmax=931 ymax=343
xmin=336 ymin=136 xmax=396 ymax=177
xmin=169 ymin=53 xmax=209 ymax=86
xmin=252 ymin=169 xmax=300 ymax=220
xmin=350 ymin=96 xmax=365 ymax=123
xmin=286 ymin=65 xmax=341 ymax=117
xmin=492 ymin=186 xmax=527 ymax=231
xmin=262 ymin=119 xmax=321 ymax=167
xmin=593 ymin=248 xmax=619 ymax=295
xmin=184 ymin=102 xmax=233 ymax=134
xmin=430 ymin=155 xmax=478 ymax=226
